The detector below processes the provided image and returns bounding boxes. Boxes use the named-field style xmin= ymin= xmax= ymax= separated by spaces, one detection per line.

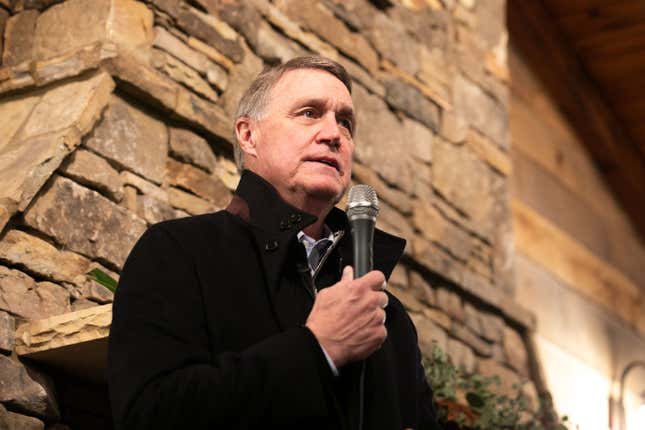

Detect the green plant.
xmin=424 ymin=346 xmax=568 ymax=430
xmin=87 ymin=268 xmax=118 ymax=293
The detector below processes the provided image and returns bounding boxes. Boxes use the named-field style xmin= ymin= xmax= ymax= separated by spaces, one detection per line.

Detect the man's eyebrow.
xmin=291 ymin=97 xmax=355 ymax=117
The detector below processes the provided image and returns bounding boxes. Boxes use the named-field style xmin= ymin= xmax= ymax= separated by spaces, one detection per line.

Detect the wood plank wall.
xmin=509 ymin=42 xmax=645 ymax=336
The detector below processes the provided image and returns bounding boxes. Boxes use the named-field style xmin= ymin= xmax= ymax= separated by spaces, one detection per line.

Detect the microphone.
xmin=346 ymin=185 xmax=379 ymax=278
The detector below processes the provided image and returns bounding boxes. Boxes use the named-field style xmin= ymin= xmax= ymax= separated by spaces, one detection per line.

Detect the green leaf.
xmin=466 ymin=391 xmax=485 ymax=409
xmin=87 ymin=268 xmax=118 ymax=293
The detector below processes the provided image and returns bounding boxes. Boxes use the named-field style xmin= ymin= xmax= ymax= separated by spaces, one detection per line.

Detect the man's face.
xmin=242 ymin=68 xmax=355 ymax=207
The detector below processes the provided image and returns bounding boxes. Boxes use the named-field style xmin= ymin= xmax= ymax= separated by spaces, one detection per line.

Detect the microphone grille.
xmin=347 ymin=184 xmax=379 ymax=220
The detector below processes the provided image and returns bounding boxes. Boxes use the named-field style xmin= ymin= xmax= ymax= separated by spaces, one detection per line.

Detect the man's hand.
xmin=305 ymin=266 xmax=388 ymax=368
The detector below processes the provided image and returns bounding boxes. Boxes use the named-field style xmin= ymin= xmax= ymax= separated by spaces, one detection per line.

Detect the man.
xmin=108 ymin=56 xmax=440 ymax=429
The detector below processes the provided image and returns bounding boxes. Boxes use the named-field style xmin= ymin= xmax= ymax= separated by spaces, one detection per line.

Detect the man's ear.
xmin=235 ymin=117 xmax=259 ymax=160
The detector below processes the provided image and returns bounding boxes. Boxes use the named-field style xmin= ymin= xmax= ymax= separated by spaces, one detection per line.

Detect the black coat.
xmin=108 ymin=170 xmax=440 ymax=430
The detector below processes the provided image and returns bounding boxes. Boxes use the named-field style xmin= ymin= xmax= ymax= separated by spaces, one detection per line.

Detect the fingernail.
xmin=381 ymin=281 xmax=387 ymax=290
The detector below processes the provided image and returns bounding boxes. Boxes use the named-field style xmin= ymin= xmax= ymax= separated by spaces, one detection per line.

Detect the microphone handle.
xmin=350 ymin=218 xmax=375 ymax=278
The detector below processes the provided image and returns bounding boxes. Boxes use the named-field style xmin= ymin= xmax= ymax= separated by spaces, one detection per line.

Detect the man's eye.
xmin=302 ymin=109 xmax=316 ymax=118
xmin=339 ymin=118 xmax=353 ymax=133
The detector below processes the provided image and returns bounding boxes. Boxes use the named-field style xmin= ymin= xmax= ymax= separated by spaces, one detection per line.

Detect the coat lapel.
xmin=227 ymin=171 xmax=407 ymax=332
xmin=226 ymin=171 xmax=317 ymax=330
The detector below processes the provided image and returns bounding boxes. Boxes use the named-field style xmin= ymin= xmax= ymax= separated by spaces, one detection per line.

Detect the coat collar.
xmin=227 ymin=170 xmax=406 ymax=308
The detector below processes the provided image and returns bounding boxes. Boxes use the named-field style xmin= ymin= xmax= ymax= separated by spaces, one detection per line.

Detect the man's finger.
xmin=380 ymin=294 xmax=388 ymax=309
xmin=341 ymin=265 xmax=353 ymax=282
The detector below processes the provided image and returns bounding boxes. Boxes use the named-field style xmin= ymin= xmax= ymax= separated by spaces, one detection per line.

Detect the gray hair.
xmin=234 ymin=56 xmax=352 ymax=171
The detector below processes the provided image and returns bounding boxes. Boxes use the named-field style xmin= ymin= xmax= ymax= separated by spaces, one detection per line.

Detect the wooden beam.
xmin=512 ymin=200 xmax=645 ymax=336
xmin=508 ymin=0 xmax=645 ymax=241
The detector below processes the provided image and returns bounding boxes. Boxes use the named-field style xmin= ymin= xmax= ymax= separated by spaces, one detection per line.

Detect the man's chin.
xmin=303 ymin=181 xmax=347 ymax=204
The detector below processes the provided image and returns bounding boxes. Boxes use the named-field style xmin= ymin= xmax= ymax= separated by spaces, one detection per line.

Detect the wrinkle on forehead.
xmin=266 ymin=68 xmax=353 ymax=113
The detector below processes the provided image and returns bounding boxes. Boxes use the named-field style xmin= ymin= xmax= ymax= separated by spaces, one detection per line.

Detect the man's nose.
xmin=316 ymin=113 xmax=342 ymax=148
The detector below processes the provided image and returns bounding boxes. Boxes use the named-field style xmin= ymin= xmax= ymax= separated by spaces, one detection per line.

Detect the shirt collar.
xmin=297 ymin=224 xmax=334 ymax=256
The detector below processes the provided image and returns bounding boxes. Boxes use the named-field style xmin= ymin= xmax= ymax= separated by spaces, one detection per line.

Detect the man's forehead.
xmin=272 ymin=68 xmax=353 ymax=103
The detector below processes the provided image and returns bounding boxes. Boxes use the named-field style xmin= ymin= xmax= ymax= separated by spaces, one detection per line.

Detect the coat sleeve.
xmin=107 ymin=224 xmax=334 ymax=430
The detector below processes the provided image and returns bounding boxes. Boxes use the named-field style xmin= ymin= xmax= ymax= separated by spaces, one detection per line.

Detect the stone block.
xmin=23 ymin=176 xmax=147 ymax=269
xmin=422 ymin=307 xmax=452 ymax=331
xmin=0 ymin=41 xmax=118 ymax=96
xmin=0 ymin=8 xmax=7 ymax=64
xmin=352 ymin=84 xmax=417 ymax=195
xmin=103 ymin=53 xmax=232 ymax=145
xmin=322 ymin=0 xmax=377 ymax=32
xmin=219 ymin=43 xmax=263 ymax=118
xmin=338 ymin=56 xmax=385 ymax=97
xmin=412 ymin=203 xmax=472 ymax=262
xmin=410 ymin=313 xmax=447 ymax=355
xmin=0 ymin=266 xmax=71 ymax=321
xmin=84 ymin=95 xmax=167 ymax=184
xmin=376 ymin=200 xmax=414 ymax=241
xmin=503 ymin=326 xmax=529 ymax=377
xmin=466 ymin=130 xmax=511 ymax=176
xmin=137 ymin=194 xmax=183 ymax=225
xmin=0 ymin=230 xmax=91 ymax=285
xmin=9 ymin=0 xmax=62 ymax=11
xmin=15 ymin=304 xmax=111 ymax=364
xmin=214 ymin=0 xmax=304 ymax=64
xmin=388 ymin=264 xmax=407 ymax=288
xmin=150 ymin=48 xmax=219 ymax=102
xmin=213 ymin=156 xmax=240 ymax=191
xmin=453 ymin=74 xmax=507 ymax=148
xmin=435 ymin=287 xmax=464 ymax=322
xmin=17 ymin=71 xmax=114 ymax=141
xmin=366 ymin=11 xmax=420 ymax=76
xmin=432 ymin=137 xmax=495 ymax=239
xmin=477 ymin=358 xmax=521 ymax=398
xmin=0 ymin=354 xmax=59 ymax=420
xmin=0 ymin=404 xmax=44 ymax=430
xmin=474 ymin=0 xmax=505 ymax=49
xmin=175 ymin=4 xmax=243 ymax=63
xmin=77 ymin=280 xmax=113 ymax=305
xmin=0 ymin=311 xmax=15 ymax=354
xmin=402 ymin=117 xmax=433 ymax=164
xmin=70 ymin=298 xmax=98 ymax=312
xmin=120 ymin=171 xmax=167 ymax=202
xmin=61 ymin=149 xmax=123 ymax=201
xmin=187 ymin=36 xmax=234 ymax=71
xmin=2 ymin=10 xmax=38 ymax=66
xmin=490 ymin=182 xmax=514 ymax=294
xmin=479 ymin=311 xmax=504 ymax=343
xmin=0 ymin=93 xmax=40 ymax=150
xmin=451 ymin=324 xmax=492 ymax=357
xmin=176 ymin=87 xmax=235 ymax=145
xmin=385 ymin=80 xmax=439 ymax=132
xmin=389 ymin=285 xmax=424 ymax=313
xmin=33 ymin=0 xmax=153 ymax=61
xmin=153 ymin=26 xmax=228 ymax=91
xmin=169 ymin=127 xmax=217 ymax=174
xmin=463 ymin=302 xmax=483 ymax=336
xmin=0 ymin=72 xmax=113 ymax=232
xmin=275 ymin=0 xmax=379 ymax=73
xmin=167 ymin=187 xmax=216 ymax=215
xmin=351 ymin=162 xmax=412 ymax=215
xmin=411 ymin=238 xmax=466 ymax=291
xmin=249 ymin=0 xmax=338 ymax=60
xmin=446 ymin=337 xmax=475 ymax=373
xmin=166 ymin=158 xmax=231 ymax=208
xmin=440 ymin=111 xmax=469 ymax=144
xmin=409 ymin=271 xmax=436 ymax=307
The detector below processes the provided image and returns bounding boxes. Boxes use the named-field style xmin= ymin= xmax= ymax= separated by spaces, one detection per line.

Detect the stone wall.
xmin=0 ymin=0 xmax=537 ymax=427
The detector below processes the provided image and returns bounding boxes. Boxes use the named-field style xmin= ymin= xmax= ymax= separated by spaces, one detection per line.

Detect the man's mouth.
xmin=308 ymin=157 xmax=340 ymax=172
